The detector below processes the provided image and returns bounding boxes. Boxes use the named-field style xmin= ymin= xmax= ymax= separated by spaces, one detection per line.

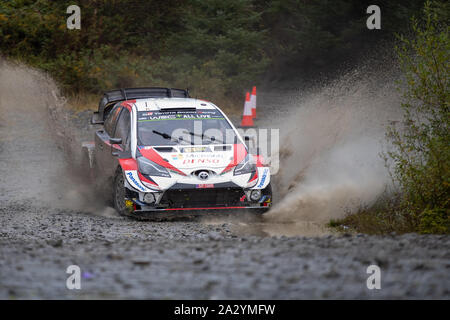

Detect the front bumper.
xmin=126 ymin=183 xmax=272 ymax=214
xmin=129 ymin=206 xmax=270 ymax=220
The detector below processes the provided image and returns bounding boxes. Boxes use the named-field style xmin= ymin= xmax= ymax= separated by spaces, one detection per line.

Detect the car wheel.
xmin=113 ymin=170 xmax=130 ymax=217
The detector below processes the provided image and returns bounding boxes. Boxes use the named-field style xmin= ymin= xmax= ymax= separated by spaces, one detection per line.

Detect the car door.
xmin=95 ymin=104 xmax=122 ymax=178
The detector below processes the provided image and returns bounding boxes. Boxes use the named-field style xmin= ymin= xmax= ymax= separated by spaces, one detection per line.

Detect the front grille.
xmin=160 ymin=188 xmax=244 ymax=208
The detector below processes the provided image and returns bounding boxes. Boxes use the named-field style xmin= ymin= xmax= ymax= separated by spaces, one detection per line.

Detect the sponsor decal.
xmin=126 ymin=171 xmax=146 ymax=192
xmin=138 ymin=110 xmax=225 ymax=122
xmin=183 ymin=158 xmax=220 ymax=165
xmin=181 ymin=146 xmax=210 ymax=153
xmin=184 ymin=153 xmax=225 ymax=159
xmin=171 ymin=154 xmax=183 ymax=160
xmin=256 ymin=168 xmax=269 ymax=188
xmin=196 ymin=184 xmax=214 ymax=189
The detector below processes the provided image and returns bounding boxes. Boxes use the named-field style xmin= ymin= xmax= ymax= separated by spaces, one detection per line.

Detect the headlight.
xmin=250 ymin=189 xmax=262 ymax=201
xmin=233 ymin=154 xmax=256 ymax=176
xmin=137 ymin=157 xmax=170 ymax=177
xmin=143 ymin=193 xmax=156 ymax=204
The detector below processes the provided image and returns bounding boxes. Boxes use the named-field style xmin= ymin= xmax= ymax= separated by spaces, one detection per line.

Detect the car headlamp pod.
xmin=137 ymin=157 xmax=171 ymax=177
xmin=233 ymin=154 xmax=256 ymax=176
xmin=250 ymin=189 xmax=262 ymax=201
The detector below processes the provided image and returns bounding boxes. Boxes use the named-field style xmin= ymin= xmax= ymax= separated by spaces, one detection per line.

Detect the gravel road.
xmin=0 ymin=60 xmax=449 ymax=299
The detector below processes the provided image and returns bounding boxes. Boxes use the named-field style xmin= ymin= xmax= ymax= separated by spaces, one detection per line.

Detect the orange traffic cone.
xmin=250 ymin=86 xmax=257 ymax=119
xmin=240 ymin=92 xmax=254 ymax=127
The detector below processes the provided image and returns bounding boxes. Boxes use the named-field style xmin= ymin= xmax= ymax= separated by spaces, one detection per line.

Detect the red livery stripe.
xmin=162 ymin=206 xmax=248 ymax=211
xmin=254 ymin=154 xmax=264 ymax=167
xmin=118 ymin=158 xmax=137 ymax=170
xmin=138 ymin=171 xmax=158 ymax=186
xmin=121 ymin=100 xmax=136 ymax=111
xmin=248 ymin=170 xmax=258 ymax=183
xmin=221 ymin=143 xmax=247 ymax=174
xmin=139 ymin=147 xmax=186 ymax=176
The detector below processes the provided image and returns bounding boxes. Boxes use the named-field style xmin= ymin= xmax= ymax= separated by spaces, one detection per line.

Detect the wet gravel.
xmin=1 ymin=202 xmax=449 ymax=299
xmin=0 ymin=60 xmax=449 ymax=299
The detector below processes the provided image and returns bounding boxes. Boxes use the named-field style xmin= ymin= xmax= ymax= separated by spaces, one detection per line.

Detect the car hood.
xmin=138 ymin=144 xmax=247 ymax=174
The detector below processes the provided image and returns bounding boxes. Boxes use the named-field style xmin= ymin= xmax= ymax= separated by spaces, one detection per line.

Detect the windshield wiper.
xmin=152 ymin=130 xmax=191 ymax=145
xmin=182 ymin=130 xmax=225 ymax=144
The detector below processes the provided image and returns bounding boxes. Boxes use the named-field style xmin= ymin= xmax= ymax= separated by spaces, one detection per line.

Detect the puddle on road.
xmin=202 ymin=216 xmax=333 ymax=237
xmin=230 ymin=221 xmax=332 ymax=237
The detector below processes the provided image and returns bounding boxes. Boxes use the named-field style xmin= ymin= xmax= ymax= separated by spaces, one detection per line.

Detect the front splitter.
xmin=130 ymin=205 xmax=270 ymax=219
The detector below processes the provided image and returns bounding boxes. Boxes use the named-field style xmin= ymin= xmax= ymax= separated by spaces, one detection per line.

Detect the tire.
xmin=113 ymin=170 xmax=130 ymax=217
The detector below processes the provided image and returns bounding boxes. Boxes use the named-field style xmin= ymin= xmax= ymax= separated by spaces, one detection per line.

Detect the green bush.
xmin=419 ymin=208 xmax=450 ymax=234
xmin=385 ymin=1 xmax=449 ymax=233
xmin=330 ymin=1 xmax=449 ymax=235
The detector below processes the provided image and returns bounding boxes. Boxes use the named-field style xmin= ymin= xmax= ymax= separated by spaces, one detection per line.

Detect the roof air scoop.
xmin=156 ymin=99 xmax=198 ymax=111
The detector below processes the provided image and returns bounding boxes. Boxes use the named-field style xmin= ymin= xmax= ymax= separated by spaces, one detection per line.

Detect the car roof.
xmin=132 ymin=98 xmax=217 ymax=112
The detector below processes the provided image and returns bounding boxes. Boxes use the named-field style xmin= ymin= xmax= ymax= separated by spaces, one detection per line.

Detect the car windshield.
xmin=137 ymin=109 xmax=238 ymax=146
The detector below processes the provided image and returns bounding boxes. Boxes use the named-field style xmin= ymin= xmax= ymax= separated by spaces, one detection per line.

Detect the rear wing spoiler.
xmin=91 ymin=87 xmax=190 ymax=124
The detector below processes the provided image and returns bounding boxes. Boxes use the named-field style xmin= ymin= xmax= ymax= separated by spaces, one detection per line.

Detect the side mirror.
xmin=110 ymin=137 xmax=122 ymax=145
xmin=243 ymin=135 xmax=259 ymax=155
xmin=91 ymin=112 xmax=104 ymax=125
xmin=243 ymin=135 xmax=254 ymax=149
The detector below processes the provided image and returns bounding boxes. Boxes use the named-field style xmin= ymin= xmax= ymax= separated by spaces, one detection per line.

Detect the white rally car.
xmin=82 ymin=87 xmax=272 ymax=217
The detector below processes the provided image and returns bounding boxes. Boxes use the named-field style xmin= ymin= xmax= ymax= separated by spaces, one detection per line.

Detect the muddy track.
xmin=0 ymin=60 xmax=449 ymax=299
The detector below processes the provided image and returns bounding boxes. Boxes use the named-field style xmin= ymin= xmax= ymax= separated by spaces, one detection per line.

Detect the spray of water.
xmin=0 ymin=59 xmax=65 ymax=204
xmin=1 ymin=56 xmax=405 ymax=232
xmin=265 ymin=61 xmax=403 ymax=223
xmin=0 ymin=59 xmax=110 ymax=215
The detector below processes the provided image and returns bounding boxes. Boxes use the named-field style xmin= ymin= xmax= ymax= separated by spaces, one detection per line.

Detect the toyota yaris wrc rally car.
xmin=82 ymin=87 xmax=272 ymax=217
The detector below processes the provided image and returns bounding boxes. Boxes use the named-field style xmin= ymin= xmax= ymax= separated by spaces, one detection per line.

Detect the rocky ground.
xmin=0 ymin=60 xmax=449 ymax=299
xmin=0 ymin=203 xmax=449 ymax=299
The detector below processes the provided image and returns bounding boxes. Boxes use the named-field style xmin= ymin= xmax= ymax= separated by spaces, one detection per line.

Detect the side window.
xmin=114 ymin=108 xmax=131 ymax=150
xmin=104 ymin=105 xmax=122 ymax=136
